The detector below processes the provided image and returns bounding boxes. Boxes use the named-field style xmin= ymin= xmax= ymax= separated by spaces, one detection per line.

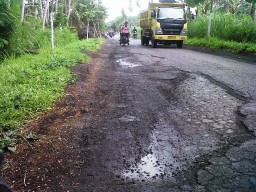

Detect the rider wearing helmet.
xmin=132 ymin=27 xmax=138 ymax=39
xmin=132 ymin=27 xmax=137 ymax=34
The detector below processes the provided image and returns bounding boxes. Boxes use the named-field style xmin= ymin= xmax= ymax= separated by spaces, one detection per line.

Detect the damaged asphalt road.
xmin=4 ymin=38 xmax=256 ymax=192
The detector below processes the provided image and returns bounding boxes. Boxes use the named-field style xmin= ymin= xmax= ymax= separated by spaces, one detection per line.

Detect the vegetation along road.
xmin=2 ymin=36 xmax=256 ymax=191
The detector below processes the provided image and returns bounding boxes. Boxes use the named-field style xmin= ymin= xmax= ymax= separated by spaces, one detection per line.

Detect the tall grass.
xmin=7 ymin=19 xmax=80 ymax=57
xmin=188 ymin=13 xmax=256 ymax=43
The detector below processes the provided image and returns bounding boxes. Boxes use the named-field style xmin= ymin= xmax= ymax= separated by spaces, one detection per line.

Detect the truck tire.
xmin=177 ymin=40 xmax=183 ymax=48
xmin=141 ymin=37 xmax=145 ymax=45
xmin=151 ymin=37 xmax=157 ymax=48
xmin=145 ymin=39 xmax=149 ymax=46
xmin=141 ymin=31 xmax=145 ymax=45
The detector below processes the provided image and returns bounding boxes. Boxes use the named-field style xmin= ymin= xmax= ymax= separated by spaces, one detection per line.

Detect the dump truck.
xmin=140 ymin=1 xmax=187 ymax=48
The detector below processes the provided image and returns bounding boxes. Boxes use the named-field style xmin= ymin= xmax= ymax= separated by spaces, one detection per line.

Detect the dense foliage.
xmin=0 ymin=0 xmax=16 ymax=59
xmin=185 ymin=0 xmax=256 ymax=52
xmin=0 ymin=0 xmax=107 ymax=60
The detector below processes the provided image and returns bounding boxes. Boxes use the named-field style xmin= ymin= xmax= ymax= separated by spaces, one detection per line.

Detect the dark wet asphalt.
xmin=76 ymin=37 xmax=256 ymax=192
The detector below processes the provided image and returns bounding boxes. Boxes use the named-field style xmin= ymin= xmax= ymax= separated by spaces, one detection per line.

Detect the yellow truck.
xmin=140 ymin=1 xmax=187 ymax=48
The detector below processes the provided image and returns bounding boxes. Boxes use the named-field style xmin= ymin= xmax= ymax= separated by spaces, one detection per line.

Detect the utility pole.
xmin=43 ymin=0 xmax=50 ymax=29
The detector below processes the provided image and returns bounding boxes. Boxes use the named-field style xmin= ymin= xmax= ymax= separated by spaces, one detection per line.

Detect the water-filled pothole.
xmin=117 ymin=58 xmax=142 ymax=68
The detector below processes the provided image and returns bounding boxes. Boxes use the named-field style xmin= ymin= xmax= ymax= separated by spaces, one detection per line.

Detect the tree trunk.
xmin=204 ymin=5 xmax=209 ymax=14
xmin=51 ymin=12 xmax=54 ymax=48
xmin=56 ymin=0 xmax=59 ymax=13
xmin=67 ymin=0 xmax=72 ymax=27
xmin=93 ymin=22 xmax=96 ymax=37
xmin=87 ymin=20 xmax=89 ymax=41
xmin=34 ymin=0 xmax=38 ymax=19
xmin=207 ymin=13 xmax=212 ymax=37
xmin=21 ymin=0 xmax=25 ymax=22
xmin=251 ymin=2 xmax=255 ymax=21
xmin=39 ymin=0 xmax=43 ymax=19
xmin=98 ymin=22 xmax=101 ymax=38
xmin=43 ymin=0 xmax=50 ymax=29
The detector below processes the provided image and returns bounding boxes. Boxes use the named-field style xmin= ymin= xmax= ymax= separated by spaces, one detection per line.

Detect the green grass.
xmin=185 ymin=37 xmax=256 ymax=54
xmin=0 ymin=35 xmax=103 ymax=151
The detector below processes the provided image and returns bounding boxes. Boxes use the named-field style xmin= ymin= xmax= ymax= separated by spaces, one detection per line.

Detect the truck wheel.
xmin=151 ymin=37 xmax=157 ymax=48
xmin=145 ymin=39 xmax=149 ymax=46
xmin=141 ymin=31 xmax=145 ymax=45
xmin=141 ymin=37 xmax=145 ymax=45
xmin=177 ymin=41 xmax=183 ymax=48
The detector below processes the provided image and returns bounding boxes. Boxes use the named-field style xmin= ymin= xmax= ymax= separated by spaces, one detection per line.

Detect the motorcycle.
xmin=133 ymin=31 xmax=138 ymax=39
xmin=120 ymin=34 xmax=129 ymax=46
xmin=108 ymin=32 xmax=114 ymax=38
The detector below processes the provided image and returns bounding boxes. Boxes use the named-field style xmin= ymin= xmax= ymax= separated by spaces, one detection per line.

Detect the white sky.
xmin=101 ymin=0 xmax=152 ymax=21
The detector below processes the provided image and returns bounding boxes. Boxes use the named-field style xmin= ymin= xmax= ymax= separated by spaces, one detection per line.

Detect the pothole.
xmin=121 ymin=74 xmax=253 ymax=183
xmin=117 ymin=58 xmax=142 ymax=68
xmin=122 ymin=128 xmax=180 ymax=182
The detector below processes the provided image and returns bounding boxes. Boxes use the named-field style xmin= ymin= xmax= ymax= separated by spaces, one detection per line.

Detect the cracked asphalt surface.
xmin=3 ymin=37 xmax=256 ymax=192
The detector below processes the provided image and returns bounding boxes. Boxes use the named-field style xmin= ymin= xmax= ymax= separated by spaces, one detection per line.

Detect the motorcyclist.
xmin=132 ymin=27 xmax=138 ymax=39
xmin=120 ymin=21 xmax=130 ymax=43
xmin=132 ymin=27 xmax=137 ymax=34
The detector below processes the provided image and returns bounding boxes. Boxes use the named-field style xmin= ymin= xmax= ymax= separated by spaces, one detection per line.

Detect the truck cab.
xmin=140 ymin=2 xmax=187 ymax=48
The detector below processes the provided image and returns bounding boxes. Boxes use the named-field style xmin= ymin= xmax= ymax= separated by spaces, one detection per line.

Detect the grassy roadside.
xmin=185 ymin=37 xmax=256 ymax=55
xmin=0 ymin=38 xmax=104 ymax=152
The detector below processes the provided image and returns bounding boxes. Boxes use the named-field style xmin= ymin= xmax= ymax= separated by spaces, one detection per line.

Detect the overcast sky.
xmin=101 ymin=0 xmax=151 ymax=21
